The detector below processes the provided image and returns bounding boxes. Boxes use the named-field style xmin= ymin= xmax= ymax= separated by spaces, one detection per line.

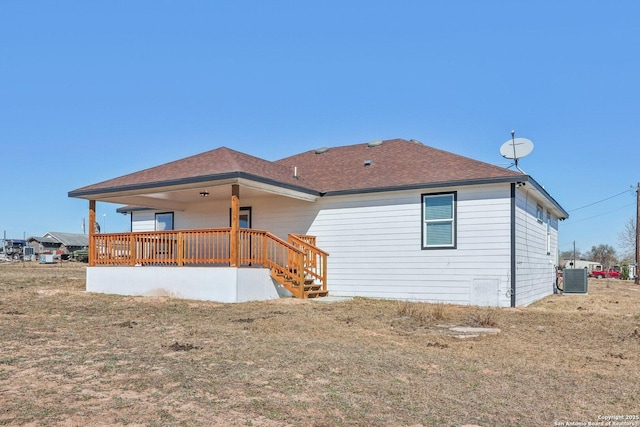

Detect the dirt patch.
xmin=0 ymin=263 xmax=639 ymax=426
xmin=165 ymin=341 xmax=200 ymax=351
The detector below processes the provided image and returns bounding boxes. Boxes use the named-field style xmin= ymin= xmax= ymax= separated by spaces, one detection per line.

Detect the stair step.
xmin=305 ymin=290 xmax=329 ymax=298
xmin=271 ymin=270 xmax=327 ymax=299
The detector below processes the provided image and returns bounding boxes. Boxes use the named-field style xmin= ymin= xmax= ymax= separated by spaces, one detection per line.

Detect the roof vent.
xmin=367 ymin=140 xmax=383 ymax=148
xmin=315 ymin=147 xmax=329 ymax=154
xmin=409 ymin=139 xmax=423 ymax=144
xmin=364 ymin=160 xmax=373 ymax=166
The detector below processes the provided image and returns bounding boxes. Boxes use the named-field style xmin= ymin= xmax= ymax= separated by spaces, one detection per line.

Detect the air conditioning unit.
xmin=563 ymin=268 xmax=588 ymax=294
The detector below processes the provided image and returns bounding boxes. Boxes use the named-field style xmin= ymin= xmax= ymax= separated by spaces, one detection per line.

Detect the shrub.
xmin=621 ymin=263 xmax=630 ymax=280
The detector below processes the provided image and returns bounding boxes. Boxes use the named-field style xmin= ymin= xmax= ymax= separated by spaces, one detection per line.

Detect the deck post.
xmin=88 ymin=200 xmax=96 ymax=266
xmin=177 ymin=231 xmax=184 ymax=266
xmin=297 ymin=251 xmax=305 ymax=298
xmin=230 ymin=184 xmax=240 ymax=267
xmin=129 ymin=233 xmax=136 ymax=266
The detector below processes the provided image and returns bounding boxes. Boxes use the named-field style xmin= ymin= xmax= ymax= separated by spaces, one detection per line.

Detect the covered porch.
xmin=87 ymin=226 xmax=328 ymax=300
xmin=69 ymin=147 xmax=330 ymax=302
xmin=79 ymin=185 xmax=328 ymax=301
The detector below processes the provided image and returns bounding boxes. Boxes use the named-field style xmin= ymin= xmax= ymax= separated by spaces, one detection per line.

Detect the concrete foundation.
xmin=86 ymin=266 xmax=281 ymax=303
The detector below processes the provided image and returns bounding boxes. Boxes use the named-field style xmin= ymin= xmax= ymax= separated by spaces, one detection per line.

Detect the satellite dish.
xmin=500 ymin=137 xmax=534 ymax=160
xmin=500 ymin=131 xmax=534 ymax=173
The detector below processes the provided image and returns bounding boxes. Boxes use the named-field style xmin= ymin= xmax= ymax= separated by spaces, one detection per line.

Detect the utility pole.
xmin=636 ymin=182 xmax=639 ymax=285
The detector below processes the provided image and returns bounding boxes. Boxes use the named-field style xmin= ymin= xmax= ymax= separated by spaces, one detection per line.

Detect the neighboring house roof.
xmin=27 ymin=236 xmax=60 ymax=245
xmin=42 ymin=232 xmax=89 ymax=247
xmin=69 ymin=138 xmax=568 ymax=218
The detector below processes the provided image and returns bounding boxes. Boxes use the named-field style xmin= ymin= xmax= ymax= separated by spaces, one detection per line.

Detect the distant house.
xmin=28 ymin=236 xmax=62 ymax=254
xmin=68 ymin=138 xmax=568 ymax=306
xmin=28 ymin=232 xmax=88 ymax=256
xmin=559 ymin=258 xmax=602 ymax=274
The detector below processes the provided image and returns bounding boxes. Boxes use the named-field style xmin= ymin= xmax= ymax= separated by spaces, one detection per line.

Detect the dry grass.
xmin=464 ymin=309 xmax=499 ymax=328
xmin=395 ymin=301 xmax=450 ymax=324
xmin=1 ymin=262 xmax=639 ymax=426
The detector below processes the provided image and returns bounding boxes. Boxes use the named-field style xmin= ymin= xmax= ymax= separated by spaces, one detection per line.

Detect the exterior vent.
xmin=563 ymin=269 xmax=588 ymax=294
xmin=409 ymin=139 xmax=423 ymax=145
xmin=367 ymin=140 xmax=383 ymax=148
xmin=315 ymin=147 xmax=329 ymax=154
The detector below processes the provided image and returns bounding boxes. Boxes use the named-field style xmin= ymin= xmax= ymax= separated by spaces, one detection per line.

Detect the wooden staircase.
xmin=271 ymin=270 xmax=329 ymax=299
xmin=268 ymin=234 xmax=329 ymax=299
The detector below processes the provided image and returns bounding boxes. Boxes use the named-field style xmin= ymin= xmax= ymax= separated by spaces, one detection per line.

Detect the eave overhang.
xmin=68 ymin=172 xmax=320 ymax=205
xmin=322 ymin=175 xmax=569 ymax=220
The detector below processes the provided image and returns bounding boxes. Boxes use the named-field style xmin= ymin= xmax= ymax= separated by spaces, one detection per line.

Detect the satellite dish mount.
xmin=500 ymin=130 xmax=534 ymax=173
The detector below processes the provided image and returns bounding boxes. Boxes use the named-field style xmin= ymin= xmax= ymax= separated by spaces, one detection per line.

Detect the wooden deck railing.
xmin=90 ymin=228 xmax=327 ymax=298
xmin=289 ymin=234 xmax=328 ymax=295
xmin=91 ymin=229 xmax=232 ymax=266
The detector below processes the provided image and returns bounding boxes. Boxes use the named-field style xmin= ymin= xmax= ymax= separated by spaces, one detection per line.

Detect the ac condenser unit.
xmin=563 ymin=268 xmax=588 ymax=294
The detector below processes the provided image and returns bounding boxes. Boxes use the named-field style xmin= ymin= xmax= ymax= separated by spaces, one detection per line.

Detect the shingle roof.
xmin=69 ymin=138 xmax=568 ymax=218
xmin=275 ymin=138 xmax=523 ymax=194
xmin=70 ymin=139 xmax=522 ymax=198
xmin=69 ymin=146 xmax=319 ymax=197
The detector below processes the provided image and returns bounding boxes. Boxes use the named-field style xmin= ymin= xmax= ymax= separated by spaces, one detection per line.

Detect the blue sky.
xmin=1 ymin=1 xmax=638 ymax=257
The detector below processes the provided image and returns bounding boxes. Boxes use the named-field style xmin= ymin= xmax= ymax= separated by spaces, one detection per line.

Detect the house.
xmin=43 ymin=232 xmax=89 ymax=254
xmin=559 ymin=258 xmax=602 ymax=274
xmin=68 ymin=138 xmax=568 ymax=306
xmin=28 ymin=232 xmax=89 ymax=257
xmin=28 ymin=236 xmax=62 ymax=255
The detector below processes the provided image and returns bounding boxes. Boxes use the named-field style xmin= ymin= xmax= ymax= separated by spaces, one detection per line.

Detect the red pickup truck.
xmin=590 ymin=269 xmax=621 ymax=279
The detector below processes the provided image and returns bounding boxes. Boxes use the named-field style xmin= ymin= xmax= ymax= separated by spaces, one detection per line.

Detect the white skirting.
xmin=86 ymin=266 xmax=283 ymax=303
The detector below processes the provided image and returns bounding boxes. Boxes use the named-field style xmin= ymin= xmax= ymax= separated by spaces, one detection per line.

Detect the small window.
xmin=536 ymin=205 xmax=543 ymax=223
xmin=155 ymin=212 xmax=174 ymax=231
xmin=422 ymin=192 xmax=456 ymax=249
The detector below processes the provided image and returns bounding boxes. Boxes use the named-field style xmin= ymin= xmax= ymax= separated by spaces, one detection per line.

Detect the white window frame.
xmin=421 ymin=192 xmax=457 ymax=249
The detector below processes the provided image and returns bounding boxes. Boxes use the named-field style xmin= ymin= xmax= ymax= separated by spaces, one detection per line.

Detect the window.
xmin=536 ymin=204 xmax=543 ymax=222
xmin=155 ymin=212 xmax=174 ymax=231
xmin=229 ymin=207 xmax=252 ymax=228
xmin=422 ymin=192 xmax=456 ymax=249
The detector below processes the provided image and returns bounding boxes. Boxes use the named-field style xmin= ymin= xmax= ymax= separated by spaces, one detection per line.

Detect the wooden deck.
xmin=90 ymin=229 xmax=328 ymax=299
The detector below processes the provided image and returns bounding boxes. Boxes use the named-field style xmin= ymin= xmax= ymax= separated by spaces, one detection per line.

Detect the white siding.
xmin=128 ymin=182 xmax=559 ymax=306
xmin=303 ymin=185 xmax=513 ymax=305
xmin=514 ymin=189 xmax=558 ymax=306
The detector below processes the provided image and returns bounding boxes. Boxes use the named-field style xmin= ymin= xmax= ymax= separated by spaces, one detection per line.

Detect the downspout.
xmin=510 ymin=183 xmax=516 ymax=308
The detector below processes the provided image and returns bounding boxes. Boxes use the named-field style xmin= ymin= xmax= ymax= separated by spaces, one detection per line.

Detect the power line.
xmin=563 ymin=202 xmax=635 ymax=226
xmin=568 ymin=188 xmax=634 ymax=212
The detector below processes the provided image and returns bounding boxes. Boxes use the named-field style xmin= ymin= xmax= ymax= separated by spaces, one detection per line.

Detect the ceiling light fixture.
xmin=199 ymin=191 xmax=209 ymax=197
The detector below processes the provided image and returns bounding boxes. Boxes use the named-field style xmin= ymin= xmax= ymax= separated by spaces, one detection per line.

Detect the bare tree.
xmin=617 ymin=217 xmax=636 ymax=262
xmin=585 ymin=244 xmax=618 ymax=269
xmin=559 ymin=248 xmax=582 ymax=261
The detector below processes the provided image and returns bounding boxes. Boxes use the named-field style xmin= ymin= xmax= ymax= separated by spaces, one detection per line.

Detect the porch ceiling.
xmin=83 ymin=177 xmax=318 ymax=211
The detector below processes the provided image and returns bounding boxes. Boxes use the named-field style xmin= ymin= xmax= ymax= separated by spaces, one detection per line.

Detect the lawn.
xmin=1 ymin=263 xmax=639 ymax=426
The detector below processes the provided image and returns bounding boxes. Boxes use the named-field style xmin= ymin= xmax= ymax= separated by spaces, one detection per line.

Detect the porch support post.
xmin=89 ymin=200 xmax=96 ymax=266
xmin=230 ymin=184 xmax=240 ymax=267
